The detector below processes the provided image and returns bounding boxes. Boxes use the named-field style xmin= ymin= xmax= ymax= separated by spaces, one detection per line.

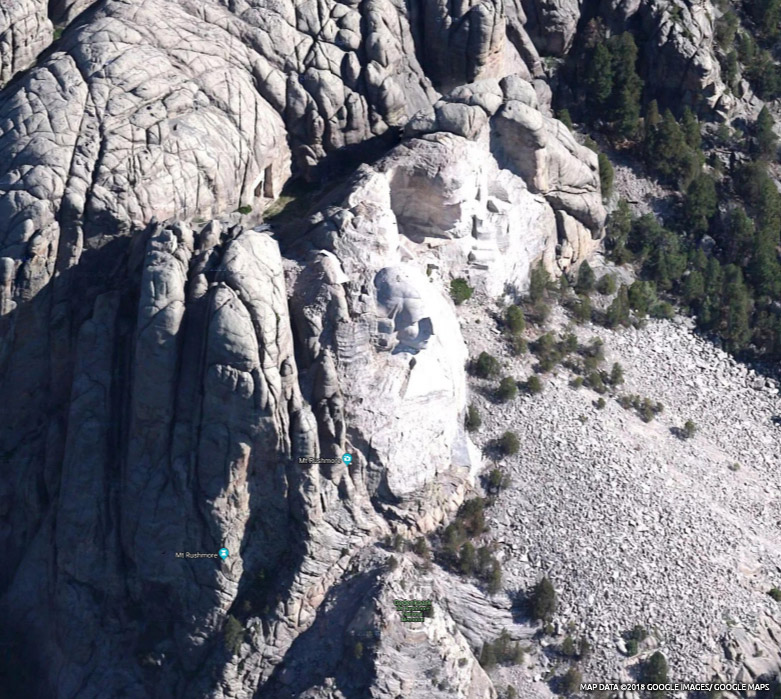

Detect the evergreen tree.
xmin=723 ymin=51 xmax=739 ymax=90
xmin=608 ymin=33 xmax=643 ymax=138
xmin=576 ymin=260 xmax=596 ymax=293
xmin=585 ymin=43 xmax=614 ymax=112
xmin=224 ymin=615 xmax=245 ymax=655
xmin=557 ymin=108 xmax=574 ymax=131
xmin=644 ymin=99 xmax=661 ymax=150
xmin=683 ymin=173 xmax=717 ymax=236
xmin=606 ymin=199 xmax=633 ymax=263
xmin=646 ymin=100 xmax=661 ymax=128
xmin=628 ymin=281 xmax=656 ymax=317
xmin=606 ymin=285 xmax=631 ymax=327
xmin=749 ymin=228 xmax=781 ymax=298
xmin=681 ymin=107 xmax=701 ymax=151
xmin=643 ymin=652 xmax=669 ymax=687
xmin=756 ymin=106 xmax=778 ymax=158
xmin=683 ymin=269 xmax=705 ymax=305
xmin=723 ymin=265 xmax=752 ymax=350
xmin=529 ymin=577 xmax=557 ymax=621
xmin=648 ymin=109 xmax=699 ymax=187
xmin=721 ymin=207 xmax=756 ymax=265
xmin=598 ymin=152 xmax=614 ymax=199
xmin=753 ymin=0 xmax=781 ymax=38
xmin=704 ymin=256 xmax=724 ymax=298
xmin=738 ymin=162 xmax=781 ymax=234
xmin=715 ymin=11 xmax=739 ymax=48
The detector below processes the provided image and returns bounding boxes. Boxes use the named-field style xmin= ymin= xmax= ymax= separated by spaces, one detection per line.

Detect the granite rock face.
xmin=0 ymin=0 xmax=761 ymax=697
xmin=0 ymin=0 xmax=52 ymax=86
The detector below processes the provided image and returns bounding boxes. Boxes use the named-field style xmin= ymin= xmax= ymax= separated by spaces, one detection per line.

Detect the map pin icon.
xmin=218 ymin=548 xmax=229 ymax=560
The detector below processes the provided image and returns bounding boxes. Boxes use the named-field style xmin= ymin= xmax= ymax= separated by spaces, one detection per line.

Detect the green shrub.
xmin=500 ymin=431 xmax=520 ymax=456
xmin=413 ymin=537 xmax=431 ymax=559
xmin=353 ymin=641 xmax=364 ymax=659
xmin=479 ymin=642 xmax=497 ymax=669
xmin=757 ymin=105 xmax=778 ymax=157
xmin=237 ymin=205 xmax=252 ymax=215
xmin=474 ymin=352 xmax=500 ymax=379
xmin=529 ymin=577 xmax=556 ymax=621
xmin=485 ymin=558 xmax=503 ymax=595
xmin=574 ymin=294 xmax=592 ymax=323
xmin=650 ymin=301 xmax=674 ymax=319
xmin=769 ymin=588 xmax=781 ymax=602
xmin=451 ymin=278 xmax=474 ymax=305
xmin=479 ymin=630 xmax=523 ymax=668
xmin=459 ymin=542 xmax=476 ymax=575
xmin=642 ymin=651 xmax=669 ymax=686
xmin=529 ymin=263 xmax=550 ymax=304
xmin=526 ymin=375 xmax=543 ymax=394
xmin=597 ymin=274 xmax=617 ymax=295
xmin=560 ymin=636 xmax=576 ymax=657
xmin=606 ymin=285 xmax=631 ymax=327
xmin=599 ymin=152 xmax=614 ymax=200
xmin=465 ymin=404 xmax=482 ymax=432
xmin=561 ymin=667 xmax=582 ymax=695
xmin=625 ymin=638 xmax=638 ymax=656
xmin=585 ymin=371 xmax=607 ymax=394
xmin=570 ymin=376 xmax=584 ymax=389
xmin=596 ymin=397 xmax=606 ymax=409
xmin=505 ymin=305 xmax=526 ymax=335
xmin=510 ymin=336 xmax=528 ymax=356
xmin=224 ymin=615 xmax=245 ymax=655
xmin=487 ymin=468 xmax=510 ymax=493
xmin=609 ymin=362 xmax=624 ymax=386
xmin=498 ymin=376 xmax=518 ymax=402
xmin=557 ymin=108 xmax=574 ymax=131
xmin=458 ymin=497 xmax=488 ymax=536
xmin=683 ymin=419 xmax=697 ymax=439
xmin=561 ymin=333 xmax=578 ymax=354
xmin=576 ymin=261 xmax=596 ymax=294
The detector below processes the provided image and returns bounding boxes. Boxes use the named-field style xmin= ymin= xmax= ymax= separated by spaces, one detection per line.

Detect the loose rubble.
xmin=460 ymin=298 xmax=781 ymax=694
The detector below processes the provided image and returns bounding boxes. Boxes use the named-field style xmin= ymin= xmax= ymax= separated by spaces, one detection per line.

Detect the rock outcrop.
xmin=0 ymin=0 xmax=52 ymax=86
xmin=3 ymin=0 xmax=768 ymax=696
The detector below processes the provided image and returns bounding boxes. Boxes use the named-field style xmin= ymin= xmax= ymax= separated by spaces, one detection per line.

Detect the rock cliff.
xmin=0 ymin=0 xmax=772 ymax=697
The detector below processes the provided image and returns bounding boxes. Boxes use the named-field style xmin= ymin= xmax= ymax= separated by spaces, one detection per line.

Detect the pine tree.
xmin=608 ymin=33 xmax=643 ymax=138
xmin=724 ymin=51 xmax=739 ymax=90
xmin=224 ymin=615 xmax=245 ymax=655
xmin=681 ymin=107 xmax=701 ymax=151
xmin=645 ymin=100 xmax=661 ymax=129
xmin=749 ymin=228 xmax=781 ymax=298
xmin=723 ymin=265 xmax=752 ymax=351
xmin=576 ymin=260 xmax=596 ymax=293
xmin=606 ymin=285 xmax=631 ymax=327
xmin=683 ymin=270 xmax=705 ymax=305
xmin=585 ymin=43 xmax=614 ymax=113
xmin=683 ymin=173 xmax=717 ymax=236
xmin=598 ymin=152 xmax=614 ymax=199
xmin=649 ymin=109 xmax=698 ymax=187
xmin=756 ymin=106 xmax=778 ymax=158
xmin=753 ymin=0 xmax=781 ymax=38
xmin=530 ymin=577 xmax=557 ymax=621
xmin=607 ymin=199 xmax=633 ymax=263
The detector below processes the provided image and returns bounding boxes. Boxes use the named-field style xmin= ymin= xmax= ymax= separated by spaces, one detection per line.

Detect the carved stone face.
xmin=373 ymin=265 xmax=434 ymax=354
